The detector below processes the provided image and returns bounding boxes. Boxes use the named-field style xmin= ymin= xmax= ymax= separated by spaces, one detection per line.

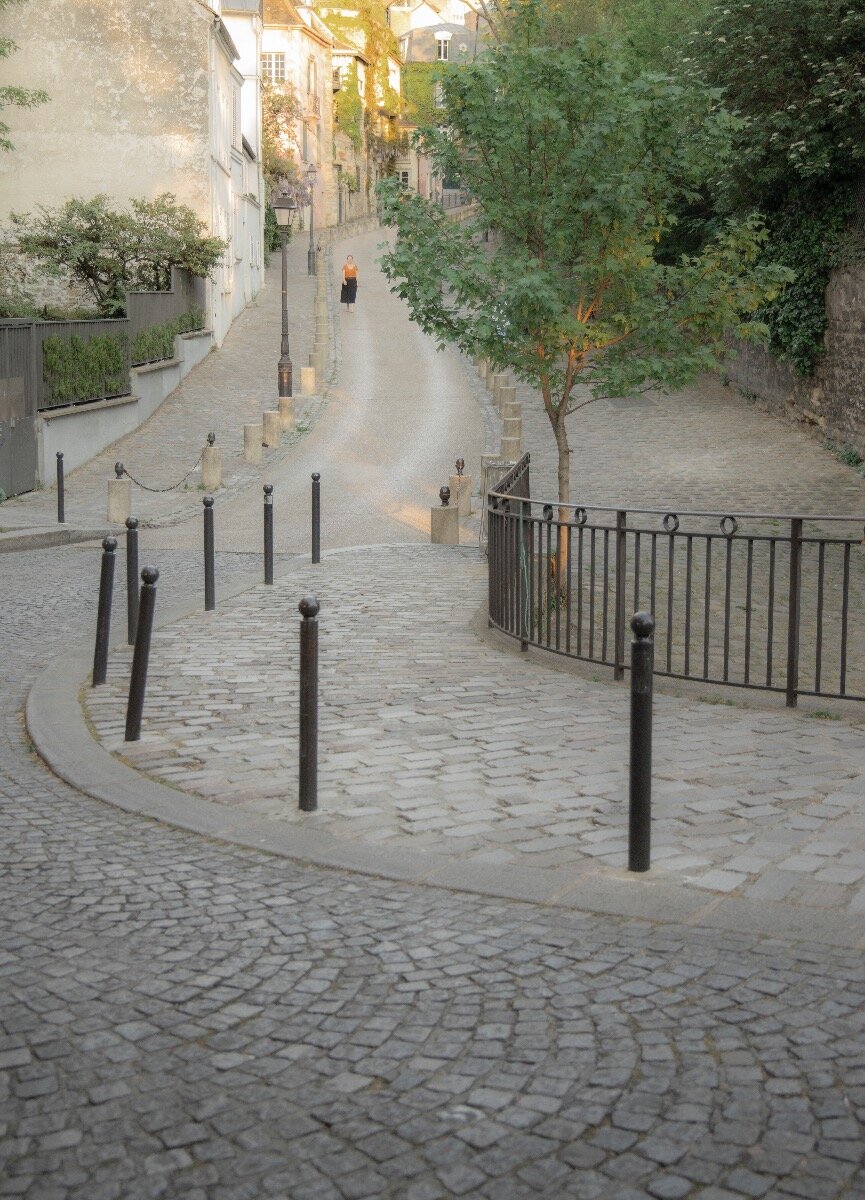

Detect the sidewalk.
xmin=0 ymin=233 xmax=324 ymax=541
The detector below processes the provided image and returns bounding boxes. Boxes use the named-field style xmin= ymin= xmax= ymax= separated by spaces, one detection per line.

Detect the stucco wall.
xmin=726 ymin=263 xmax=865 ymax=455
xmin=0 ymin=0 xmax=213 ymax=224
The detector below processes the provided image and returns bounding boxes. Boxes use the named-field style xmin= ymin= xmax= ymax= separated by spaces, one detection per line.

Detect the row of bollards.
xmin=90 ymin=472 xmax=324 ymax=810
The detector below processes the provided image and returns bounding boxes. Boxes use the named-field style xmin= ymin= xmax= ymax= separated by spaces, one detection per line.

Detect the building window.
xmin=399 ymin=36 xmax=409 ymax=58
xmin=434 ymin=81 xmax=445 ymax=108
xmin=302 ymin=124 xmax=309 ymax=160
xmin=261 ymin=52 xmax=286 ymax=83
xmin=307 ymin=57 xmax=317 ymax=97
xmin=436 ymin=36 xmax=449 ymax=61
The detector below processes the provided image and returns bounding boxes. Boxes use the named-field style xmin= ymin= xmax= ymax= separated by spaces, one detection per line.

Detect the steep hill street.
xmin=3 ymin=230 xmax=865 ymax=1200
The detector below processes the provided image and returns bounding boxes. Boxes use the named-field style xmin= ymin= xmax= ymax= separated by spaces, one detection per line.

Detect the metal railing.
xmin=488 ymin=454 xmax=865 ymax=705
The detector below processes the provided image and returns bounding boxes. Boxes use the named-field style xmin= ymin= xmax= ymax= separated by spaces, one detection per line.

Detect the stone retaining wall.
xmin=726 ymin=262 xmax=865 ymax=454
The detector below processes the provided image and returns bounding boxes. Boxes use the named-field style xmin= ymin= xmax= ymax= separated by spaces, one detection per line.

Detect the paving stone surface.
xmin=84 ymin=542 xmax=865 ymax=915
xmin=4 ymin=548 xmax=865 ymax=1200
xmin=6 ymin=226 xmax=865 ymax=1198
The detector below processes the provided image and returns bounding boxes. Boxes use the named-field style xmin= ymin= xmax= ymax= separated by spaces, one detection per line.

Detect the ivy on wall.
xmin=334 ymin=64 xmax=363 ymax=151
xmin=403 ymin=63 xmax=455 ymax=127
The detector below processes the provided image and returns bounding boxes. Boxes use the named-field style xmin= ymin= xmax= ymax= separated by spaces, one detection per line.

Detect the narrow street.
xmin=2 ymin=231 xmax=865 ymax=1200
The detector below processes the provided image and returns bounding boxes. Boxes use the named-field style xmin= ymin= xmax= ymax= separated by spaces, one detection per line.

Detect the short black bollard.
xmin=92 ymin=536 xmax=118 ymax=686
xmin=311 ymin=472 xmax=321 ymax=564
xmin=56 ymin=451 xmax=65 ymax=524
xmin=628 ymin=611 xmax=655 ymax=873
xmin=264 ymin=484 xmax=274 ymax=585
xmin=126 ymin=517 xmax=139 ymax=645
xmin=203 ymin=494 xmax=215 ymax=611
xmin=125 ymin=566 xmax=159 ymax=742
xmin=298 ymin=594 xmax=319 ymax=812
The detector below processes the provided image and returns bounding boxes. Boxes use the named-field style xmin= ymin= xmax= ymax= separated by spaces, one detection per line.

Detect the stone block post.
xmin=262 ymin=411 xmax=282 ymax=448
xmin=201 ymin=433 xmax=222 ymax=491
xmin=108 ymin=465 xmax=132 ymax=524
xmin=243 ymin=423 xmax=263 ymax=465
xmin=431 ymin=485 xmax=459 ymax=545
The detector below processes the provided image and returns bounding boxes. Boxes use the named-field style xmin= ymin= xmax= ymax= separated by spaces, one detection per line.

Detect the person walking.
xmin=340 ymin=255 xmax=359 ymax=312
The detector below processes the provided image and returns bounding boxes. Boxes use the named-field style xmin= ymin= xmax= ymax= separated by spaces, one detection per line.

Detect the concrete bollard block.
xmin=494 ymin=375 xmax=510 ymax=410
xmin=300 ymin=366 xmax=316 ymax=396
xmin=107 ymin=477 xmax=132 ymax=524
xmin=501 ymin=435 xmax=521 ymax=461
xmin=244 ymin=423 xmax=263 ymax=465
xmin=503 ymin=416 xmax=522 ymax=443
xmin=499 ymin=385 xmax=517 ymax=411
xmin=278 ymin=396 xmax=295 ymax=431
xmin=449 ymin=473 xmax=473 ymax=517
xmin=311 ymin=353 xmax=325 ymax=377
xmin=262 ymin=410 xmax=282 ymax=448
xmin=431 ymin=504 xmax=459 ymax=545
xmin=501 ymin=401 xmax=521 ymax=423
xmin=202 ymin=445 xmax=222 ymax=491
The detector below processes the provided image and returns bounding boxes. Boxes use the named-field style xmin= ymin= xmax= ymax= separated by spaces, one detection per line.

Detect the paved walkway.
xmin=7 ymin=224 xmax=865 ymax=1198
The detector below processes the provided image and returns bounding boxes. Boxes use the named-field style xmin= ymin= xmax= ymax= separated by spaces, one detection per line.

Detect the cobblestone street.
xmin=4 ymin=228 xmax=865 ymax=1198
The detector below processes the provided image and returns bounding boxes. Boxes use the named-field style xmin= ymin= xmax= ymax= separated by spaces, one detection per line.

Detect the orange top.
xmin=343 ymin=264 xmax=358 ymax=279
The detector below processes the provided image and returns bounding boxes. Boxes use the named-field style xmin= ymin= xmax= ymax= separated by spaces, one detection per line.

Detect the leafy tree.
xmin=686 ymin=0 xmax=865 ymax=373
xmin=0 ymin=0 xmax=48 ymax=152
xmin=11 ymin=194 xmax=227 ymax=316
xmin=379 ymin=38 xmax=790 ymax=514
xmin=262 ymin=80 xmax=303 ymax=191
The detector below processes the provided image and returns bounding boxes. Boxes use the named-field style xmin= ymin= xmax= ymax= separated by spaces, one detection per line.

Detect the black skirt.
xmin=340 ymin=278 xmax=358 ymax=304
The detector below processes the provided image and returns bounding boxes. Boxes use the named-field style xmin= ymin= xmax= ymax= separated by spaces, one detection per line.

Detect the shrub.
xmin=131 ymin=307 xmax=205 ymax=366
xmin=42 ymin=333 xmax=129 ymax=406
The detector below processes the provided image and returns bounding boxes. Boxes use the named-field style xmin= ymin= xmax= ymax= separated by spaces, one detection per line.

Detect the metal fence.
xmin=488 ymin=453 xmax=865 ymax=705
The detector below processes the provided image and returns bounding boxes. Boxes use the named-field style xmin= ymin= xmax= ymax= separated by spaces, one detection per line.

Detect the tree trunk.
xmin=551 ymin=411 xmax=571 ymax=598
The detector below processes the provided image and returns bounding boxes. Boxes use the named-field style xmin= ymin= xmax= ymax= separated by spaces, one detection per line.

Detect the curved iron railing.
xmin=488 ymin=454 xmax=865 ymax=705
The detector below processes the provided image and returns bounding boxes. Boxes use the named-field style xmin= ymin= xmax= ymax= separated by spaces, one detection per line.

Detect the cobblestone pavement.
xmin=6 ymin=547 xmax=865 ymax=1200
xmin=8 ymin=227 xmax=865 ymax=1199
xmin=84 ymin=543 xmax=865 ymax=921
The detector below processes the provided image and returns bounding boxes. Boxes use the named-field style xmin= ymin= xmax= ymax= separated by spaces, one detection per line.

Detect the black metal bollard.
xmin=628 ymin=611 xmax=655 ymax=872
xmin=92 ymin=536 xmax=118 ymax=686
xmin=126 ymin=517 xmax=139 ymax=645
xmin=311 ymin=472 xmax=321 ymax=564
xmin=203 ymin=494 xmax=215 ymax=611
xmin=125 ymin=566 xmax=159 ymax=742
xmin=298 ymin=594 xmax=319 ymax=812
xmin=264 ymin=484 xmax=274 ymax=585
xmin=56 ymin=452 xmax=65 ymax=524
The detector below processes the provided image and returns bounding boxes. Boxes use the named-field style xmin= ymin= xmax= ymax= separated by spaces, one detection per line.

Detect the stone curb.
xmin=24 ymin=543 xmax=865 ymax=950
xmin=0 ymin=525 xmax=116 ymax=553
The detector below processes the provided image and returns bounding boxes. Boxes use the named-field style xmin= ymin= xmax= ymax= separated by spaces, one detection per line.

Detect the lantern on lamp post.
xmin=271 ymin=182 xmax=298 ymax=398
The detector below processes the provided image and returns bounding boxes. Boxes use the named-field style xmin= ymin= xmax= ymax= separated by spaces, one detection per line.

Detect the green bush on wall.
xmin=42 ymin=333 xmax=129 ymax=406
xmin=131 ymin=307 xmax=205 ymax=366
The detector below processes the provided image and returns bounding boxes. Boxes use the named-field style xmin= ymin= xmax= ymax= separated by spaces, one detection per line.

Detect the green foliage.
xmin=379 ymin=39 xmax=790 ymax=504
xmin=130 ymin=307 xmax=205 ymax=366
xmin=687 ymin=0 xmax=865 ymax=206
xmin=403 ymin=63 xmax=454 ymax=127
xmin=758 ymin=186 xmax=856 ymax=374
xmin=0 ymin=0 xmax=48 ymax=152
xmin=334 ymin=64 xmax=363 ymax=151
xmin=685 ymin=0 xmax=865 ymax=374
xmin=11 ymin=194 xmax=226 ymax=317
xmin=42 ymin=333 xmax=128 ymax=406
xmin=262 ymin=81 xmax=303 ymax=190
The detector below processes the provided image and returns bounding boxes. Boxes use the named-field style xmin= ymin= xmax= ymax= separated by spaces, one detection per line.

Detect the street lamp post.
xmin=306 ymin=163 xmax=318 ymax=277
xmin=271 ymin=183 xmax=298 ymax=398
